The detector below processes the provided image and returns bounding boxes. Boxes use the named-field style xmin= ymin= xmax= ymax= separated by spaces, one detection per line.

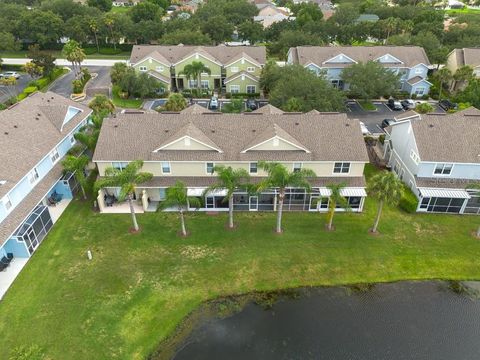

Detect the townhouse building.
xmin=93 ymin=107 xmax=369 ymax=213
xmin=383 ymin=108 xmax=480 ymax=214
xmin=0 ymin=92 xmax=91 ymax=263
xmin=287 ymin=46 xmax=432 ymax=96
xmin=129 ymin=45 xmax=266 ymax=94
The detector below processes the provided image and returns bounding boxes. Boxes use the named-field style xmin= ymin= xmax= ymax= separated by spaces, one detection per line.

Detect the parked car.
xmin=381 ymin=118 xmax=396 ymax=128
xmin=1 ymin=71 xmax=21 ymax=79
xmin=209 ymin=96 xmax=218 ymax=110
xmin=387 ymin=99 xmax=403 ymax=111
xmin=401 ymin=99 xmax=416 ymax=110
xmin=439 ymin=99 xmax=458 ymax=111
xmin=246 ymin=98 xmax=258 ymax=111
xmin=359 ymin=121 xmax=370 ymax=135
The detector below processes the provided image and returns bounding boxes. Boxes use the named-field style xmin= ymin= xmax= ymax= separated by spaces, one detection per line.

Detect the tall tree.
xmin=95 ymin=160 xmax=153 ymax=232
xmin=89 ymin=18 xmax=100 ymax=53
xmin=325 ymin=183 xmax=348 ymax=231
xmin=62 ymin=40 xmax=86 ymax=77
xmin=23 ymin=62 xmax=44 ymax=79
xmin=179 ymin=61 xmax=211 ymax=90
xmin=87 ymin=0 xmax=112 ymax=12
xmin=88 ymin=94 xmax=115 ymax=115
xmin=203 ymin=166 xmax=251 ymax=229
xmin=237 ymin=21 xmax=264 ymax=44
xmin=434 ymin=67 xmax=452 ymax=100
xmin=62 ymin=155 xmax=90 ymax=200
xmin=162 ymin=93 xmax=188 ymax=111
xmin=74 ymin=112 xmax=106 ymax=153
xmin=367 ymin=171 xmax=403 ymax=233
xmin=341 ymin=61 xmax=400 ymax=102
xmin=452 ymin=65 xmax=474 ymax=92
xmin=28 ymin=44 xmax=56 ymax=77
xmin=258 ymin=162 xmax=316 ymax=233
xmin=158 ymin=181 xmax=202 ymax=237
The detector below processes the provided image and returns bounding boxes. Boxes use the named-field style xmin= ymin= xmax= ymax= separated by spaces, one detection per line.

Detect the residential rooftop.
xmin=451 ymin=48 xmax=480 ymax=68
xmin=0 ymin=92 xmax=91 ymax=198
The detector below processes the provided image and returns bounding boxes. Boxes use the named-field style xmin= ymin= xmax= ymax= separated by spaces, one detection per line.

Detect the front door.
xmin=177 ymin=78 xmax=184 ymax=90
xmin=249 ymin=196 xmax=258 ymax=211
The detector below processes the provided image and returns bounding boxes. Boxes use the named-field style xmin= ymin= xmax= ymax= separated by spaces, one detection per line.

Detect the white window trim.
xmin=188 ymin=79 xmax=198 ymax=88
xmin=201 ymin=80 xmax=209 ymax=89
xmin=332 ymin=162 xmax=351 ymax=174
xmin=247 ymin=66 xmax=255 ymax=72
xmin=433 ymin=163 xmax=454 ymax=176
xmin=200 ymin=72 xmax=209 ymax=77
xmin=69 ymin=135 xmax=76 ymax=145
xmin=4 ymin=195 xmax=12 ymax=211
xmin=50 ymin=148 xmax=60 ymax=164
xmin=230 ymin=85 xmax=240 ymax=93
xmin=139 ymin=66 xmax=147 ymax=72
xmin=249 ymin=162 xmax=258 ymax=174
xmin=230 ymin=66 xmax=239 ymax=73
xmin=112 ymin=162 xmax=128 ymax=171
xmin=246 ymin=85 xmax=256 ymax=94
xmin=29 ymin=168 xmax=39 ymax=184
xmin=410 ymin=150 xmax=420 ymax=165
xmin=155 ymin=66 xmax=164 ymax=72
xmin=161 ymin=162 xmax=171 ymax=174
xmin=293 ymin=162 xmax=302 ymax=172
xmin=206 ymin=162 xmax=215 ymax=175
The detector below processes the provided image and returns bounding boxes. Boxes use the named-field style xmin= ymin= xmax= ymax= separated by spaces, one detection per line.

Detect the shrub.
xmin=421 ymin=94 xmax=429 ymax=100
xmin=411 ymin=94 xmax=417 ymax=100
xmin=16 ymin=92 xmax=27 ymax=101
xmin=399 ymin=185 xmax=419 ymax=213
xmin=72 ymin=79 xmax=84 ymax=94
xmin=0 ymin=103 xmax=7 ymax=110
xmin=378 ymin=134 xmax=385 ymax=144
xmin=34 ymin=77 xmax=50 ymax=89
xmin=226 ymin=92 xmax=260 ymax=99
xmin=99 ymin=47 xmax=124 ymax=55
xmin=23 ymin=86 xmax=38 ymax=96
xmin=416 ymin=102 xmax=434 ymax=114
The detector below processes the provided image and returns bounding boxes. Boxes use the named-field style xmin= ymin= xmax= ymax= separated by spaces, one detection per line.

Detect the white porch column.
xmin=141 ymin=190 xmax=149 ymax=211
xmin=359 ymin=196 xmax=366 ymax=212
xmin=97 ymin=190 xmax=105 ymax=213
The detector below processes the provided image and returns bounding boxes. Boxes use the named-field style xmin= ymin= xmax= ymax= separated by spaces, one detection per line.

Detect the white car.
xmin=209 ymin=97 xmax=218 ymax=110
xmin=1 ymin=71 xmax=21 ymax=79
xmin=359 ymin=121 xmax=370 ymax=135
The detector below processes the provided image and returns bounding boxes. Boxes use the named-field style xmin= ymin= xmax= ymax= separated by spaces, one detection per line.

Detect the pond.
xmin=170 ymin=282 xmax=480 ymax=360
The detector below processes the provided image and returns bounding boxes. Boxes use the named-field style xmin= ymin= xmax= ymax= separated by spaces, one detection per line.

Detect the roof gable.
xmin=375 ymin=53 xmax=403 ymax=64
xmin=154 ymin=122 xmax=222 ymax=152
xmin=323 ymin=53 xmax=357 ymax=65
xmin=242 ymin=124 xmax=310 ymax=153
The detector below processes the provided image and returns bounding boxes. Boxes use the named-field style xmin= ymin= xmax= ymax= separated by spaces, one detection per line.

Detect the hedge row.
xmin=399 ymin=185 xmax=419 ymax=213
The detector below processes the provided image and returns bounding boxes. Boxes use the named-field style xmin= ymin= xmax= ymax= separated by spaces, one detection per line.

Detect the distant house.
xmin=129 ymin=45 xmax=266 ymax=94
xmin=112 ymin=0 xmax=140 ymax=6
xmin=0 ymin=92 xmax=91 ymax=297
xmin=254 ymin=2 xmax=293 ymax=28
xmin=446 ymin=48 xmax=480 ymax=78
xmin=287 ymin=46 xmax=432 ymax=96
xmin=93 ymin=109 xmax=369 ymax=214
xmin=383 ymin=108 xmax=480 ymax=214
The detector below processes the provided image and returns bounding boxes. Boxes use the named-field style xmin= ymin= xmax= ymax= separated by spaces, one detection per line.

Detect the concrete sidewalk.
xmin=2 ymin=58 xmax=128 ymax=67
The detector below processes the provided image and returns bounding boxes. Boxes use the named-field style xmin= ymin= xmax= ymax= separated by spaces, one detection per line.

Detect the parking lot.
xmin=346 ymin=100 xmax=445 ymax=134
xmin=147 ymin=98 xmax=269 ymax=111
xmin=0 ymin=73 xmax=33 ymax=104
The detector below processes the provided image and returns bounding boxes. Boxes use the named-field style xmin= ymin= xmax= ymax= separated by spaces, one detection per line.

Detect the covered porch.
xmin=97 ymin=188 xmax=145 ymax=214
xmin=417 ymin=188 xmax=471 ymax=214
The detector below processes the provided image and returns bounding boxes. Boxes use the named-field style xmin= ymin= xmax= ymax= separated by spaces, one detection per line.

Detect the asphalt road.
xmin=0 ymin=73 xmax=33 ymax=103
xmin=346 ymin=100 xmax=446 ymax=134
xmin=49 ymin=66 xmax=111 ymax=98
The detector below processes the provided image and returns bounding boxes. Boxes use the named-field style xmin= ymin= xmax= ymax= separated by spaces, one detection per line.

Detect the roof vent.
xmin=164 ymin=129 xmax=169 ymax=133
xmin=252 ymin=129 xmax=256 ymax=132
xmin=37 ymin=113 xmax=41 ymax=116
xmin=4 ymin=132 xmax=8 ymax=135
xmin=429 ymin=124 xmax=434 ymax=128
xmin=35 ymin=117 xmax=39 ymax=120
xmin=47 ymin=99 xmax=50 ymax=102
xmin=211 ymin=129 xmax=215 ymax=133
xmin=114 ymin=125 xmax=118 ymax=128
xmin=13 ymin=125 xmax=18 ymax=128
xmin=51 ymin=96 xmax=54 ymax=99
xmin=345 ymin=123 xmax=350 ymax=127
xmin=295 ymin=122 xmax=299 ymax=125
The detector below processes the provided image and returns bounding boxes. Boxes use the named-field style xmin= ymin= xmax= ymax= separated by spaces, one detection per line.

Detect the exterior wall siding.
xmin=225 ymin=59 xmax=262 ymax=78
xmin=174 ymin=55 xmax=222 ymax=90
xmin=417 ymin=162 xmax=480 ymax=180
xmin=226 ymin=77 xmax=259 ymax=93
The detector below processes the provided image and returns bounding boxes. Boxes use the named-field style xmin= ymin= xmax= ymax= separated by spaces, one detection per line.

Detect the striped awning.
xmin=419 ymin=188 xmax=470 ymax=199
xmin=317 ymin=188 xmax=367 ymax=197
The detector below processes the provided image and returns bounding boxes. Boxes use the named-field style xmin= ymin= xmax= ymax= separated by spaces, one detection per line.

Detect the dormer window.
xmin=161 ymin=162 xmax=171 ymax=174
xmin=156 ymin=66 xmax=164 ymax=72
xmin=434 ymin=163 xmax=453 ymax=175
xmin=247 ymin=66 xmax=255 ymax=72
xmin=29 ymin=168 xmax=39 ymax=184
xmin=206 ymin=162 xmax=215 ymax=174
xmin=50 ymin=148 xmax=60 ymax=164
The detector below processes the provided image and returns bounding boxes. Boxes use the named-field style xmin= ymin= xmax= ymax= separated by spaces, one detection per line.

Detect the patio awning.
xmin=187 ymin=188 xmax=227 ymax=197
xmin=317 ymin=188 xmax=367 ymax=197
xmin=419 ymin=188 xmax=470 ymax=199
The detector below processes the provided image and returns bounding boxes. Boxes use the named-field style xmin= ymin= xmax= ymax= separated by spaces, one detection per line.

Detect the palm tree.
xmin=367 ymin=171 xmax=403 ymax=233
xmin=325 ymin=183 xmax=348 ymax=231
xmin=179 ymin=61 xmax=211 ymax=91
xmin=61 ymin=155 xmax=90 ymax=200
xmin=203 ymin=166 xmax=251 ymax=229
xmin=62 ymin=40 xmax=86 ymax=78
xmin=258 ymin=162 xmax=316 ymax=233
xmin=384 ymin=17 xmax=400 ymax=42
xmin=95 ymin=160 xmax=153 ymax=232
xmin=162 ymin=93 xmax=188 ymax=111
xmin=89 ymin=19 xmax=100 ymax=54
xmin=104 ymin=15 xmax=116 ymax=50
xmin=74 ymin=112 xmax=105 ymax=153
xmin=452 ymin=65 xmax=474 ymax=92
xmin=158 ymin=181 xmax=202 ymax=237
xmin=435 ymin=67 xmax=453 ymax=101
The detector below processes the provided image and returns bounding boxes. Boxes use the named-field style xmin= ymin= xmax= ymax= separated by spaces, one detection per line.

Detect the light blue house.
xmin=287 ymin=46 xmax=433 ymax=96
xmin=0 ymin=92 xmax=91 ymax=266
xmin=383 ymin=108 xmax=480 ymax=214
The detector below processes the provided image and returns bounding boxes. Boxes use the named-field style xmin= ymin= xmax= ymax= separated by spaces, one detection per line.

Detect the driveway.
xmin=346 ymin=100 xmax=445 ymax=134
xmin=0 ymin=73 xmax=33 ymax=103
xmin=147 ymin=98 xmax=268 ymax=112
xmin=49 ymin=66 xmax=111 ymax=98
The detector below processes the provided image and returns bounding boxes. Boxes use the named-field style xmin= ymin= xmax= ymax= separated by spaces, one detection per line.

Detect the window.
xmin=50 ymin=149 xmax=60 ymax=163
xmin=246 ymin=85 xmax=256 ymax=94
xmin=247 ymin=66 xmax=255 ymax=72
xmin=231 ymin=66 xmax=239 ymax=73
xmin=188 ymin=80 xmax=198 ymax=88
xmin=4 ymin=195 xmax=12 ymax=211
xmin=333 ymin=162 xmax=350 ymax=173
xmin=206 ymin=162 xmax=214 ymax=174
xmin=69 ymin=135 xmax=76 ymax=145
xmin=139 ymin=66 xmax=147 ymax=72
xmin=155 ymin=66 xmax=164 ymax=72
xmin=249 ymin=162 xmax=257 ymax=174
xmin=434 ymin=163 xmax=453 ymax=175
xmin=159 ymin=188 xmax=166 ymax=200
xmin=200 ymin=72 xmax=209 ymax=76
xmin=201 ymin=80 xmax=209 ymax=89
xmin=410 ymin=150 xmax=420 ymax=165
xmin=161 ymin=162 xmax=171 ymax=174
xmin=415 ymin=67 xmax=423 ymax=74
xmin=29 ymin=168 xmax=39 ymax=184
xmin=112 ymin=162 xmax=128 ymax=171
xmin=331 ymin=80 xmax=344 ymax=89
xmin=415 ymin=87 xmax=425 ymax=95
xmin=293 ymin=162 xmax=302 ymax=172
xmin=230 ymin=85 xmax=240 ymax=94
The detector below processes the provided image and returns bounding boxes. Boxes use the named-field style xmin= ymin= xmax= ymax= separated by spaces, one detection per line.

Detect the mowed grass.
xmin=0 ymin=182 xmax=479 ymax=359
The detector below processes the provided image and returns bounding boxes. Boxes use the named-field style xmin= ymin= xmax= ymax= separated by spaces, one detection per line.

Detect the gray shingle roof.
xmin=462 ymin=48 xmax=480 ymax=68
xmin=130 ymin=45 xmax=267 ymax=67
xmin=252 ymin=104 xmax=284 ymax=114
xmin=412 ymin=111 xmax=480 ymax=163
xmin=180 ymin=104 xmax=212 ymax=114
xmin=290 ymin=46 xmax=430 ymax=68
xmin=0 ymin=92 xmax=91 ymax=198
xmin=93 ymin=112 xmax=369 ymax=162
xmin=415 ymin=176 xmax=479 ymax=189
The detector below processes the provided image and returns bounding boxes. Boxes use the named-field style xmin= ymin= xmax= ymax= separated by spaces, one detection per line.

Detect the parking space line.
xmin=384 ymin=103 xmax=393 ymax=112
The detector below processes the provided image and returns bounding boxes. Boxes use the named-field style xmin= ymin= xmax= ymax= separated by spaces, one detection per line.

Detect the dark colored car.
xmin=246 ymin=98 xmax=258 ymax=111
xmin=439 ymin=99 xmax=458 ymax=111
xmin=381 ymin=118 xmax=396 ymax=128
xmin=387 ymin=99 xmax=403 ymax=111
xmin=401 ymin=99 xmax=416 ymax=110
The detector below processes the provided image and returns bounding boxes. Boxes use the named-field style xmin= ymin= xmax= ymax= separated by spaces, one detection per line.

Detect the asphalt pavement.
xmin=0 ymin=73 xmax=33 ymax=103
xmin=147 ymin=98 xmax=269 ymax=111
xmin=48 ymin=66 xmax=112 ymax=98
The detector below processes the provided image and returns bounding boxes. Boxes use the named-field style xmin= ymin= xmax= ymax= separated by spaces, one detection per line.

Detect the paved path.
xmin=2 ymin=58 xmax=127 ymax=67
xmin=48 ymin=66 xmax=111 ymax=99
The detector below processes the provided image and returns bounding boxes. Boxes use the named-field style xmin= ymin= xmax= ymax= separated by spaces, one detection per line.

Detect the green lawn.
xmin=0 ymin=168 xmax=479 ymax=359
xmin=112 ymin=86 xmax=144 ymax=109
xmin=358 ymin=100 xmax=377 ymax=111
xmin=446 ymin=8 xmax=480 ymax=15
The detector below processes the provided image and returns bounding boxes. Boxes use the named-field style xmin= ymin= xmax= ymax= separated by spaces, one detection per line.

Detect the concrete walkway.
xmin=0 ymin=258 xmax=29 ymax=300
xmin=2 ymin=58 xmax=127 ymax=67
